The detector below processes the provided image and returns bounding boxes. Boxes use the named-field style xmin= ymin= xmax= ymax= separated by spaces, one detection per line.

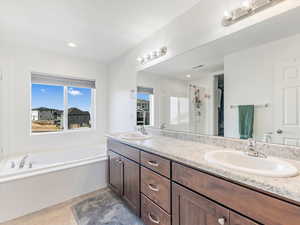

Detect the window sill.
xmin=30 ymin=128 xmax=96 ymax=136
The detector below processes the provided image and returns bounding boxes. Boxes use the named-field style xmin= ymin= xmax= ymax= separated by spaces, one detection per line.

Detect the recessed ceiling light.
xmin=186 ymin=74 xmax=191 ymax=78
xmin=68 ymin=42 xmax=77 ymax=48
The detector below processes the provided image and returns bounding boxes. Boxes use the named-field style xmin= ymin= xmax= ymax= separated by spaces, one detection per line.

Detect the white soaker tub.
xmin=0 ymin=146 xmax=108 ymax=223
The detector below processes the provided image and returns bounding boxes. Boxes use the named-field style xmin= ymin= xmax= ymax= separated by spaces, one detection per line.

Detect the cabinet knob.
xmin=218 ymin=218 xmax=225 ymax=225
xmin=148 ymin=213 xmax=160 ymax=224
xmin=276 ymin=129 xmax=283 ymax=134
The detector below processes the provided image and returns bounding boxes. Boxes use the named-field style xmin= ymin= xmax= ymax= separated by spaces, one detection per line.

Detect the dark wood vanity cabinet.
xmin=172 ymin=182 xmax=230 ymax=225
xmin=229 ymin=212 xmax=259 ymax=225
xmin=108 ymin=149 xmax=140 ymax=215
xmin=108 ymin=151 xmax=123 ymax=195
xmin=122 ymin=156 xmax=140 ymax=215
xmin=172 ymin=182 xmax=259 ymax=225
xmin=107 ymin=139 xmax=300 ymax=225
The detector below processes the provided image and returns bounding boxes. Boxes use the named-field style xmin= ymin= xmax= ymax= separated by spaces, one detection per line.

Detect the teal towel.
xmin=238 ymin=105 xmax=254 ymax=139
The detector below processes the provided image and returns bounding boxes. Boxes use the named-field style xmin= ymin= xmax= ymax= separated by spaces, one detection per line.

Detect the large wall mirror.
xmin=137 ymin=8 xmax=300 ymax=146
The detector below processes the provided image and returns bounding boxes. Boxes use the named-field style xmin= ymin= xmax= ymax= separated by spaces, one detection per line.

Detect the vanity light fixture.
xmin=137 ymin=47 xmax=168 ymax=65
xmin=222 ymin=0 xmax=283 ymax=26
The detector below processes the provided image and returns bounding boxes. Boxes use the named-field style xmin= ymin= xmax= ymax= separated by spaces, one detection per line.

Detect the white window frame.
xmin=30 ymin=73 xmax=96 ymax=135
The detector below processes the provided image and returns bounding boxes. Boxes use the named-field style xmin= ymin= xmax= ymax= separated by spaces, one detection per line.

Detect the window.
xmin=170 ymin=96 xmax=189 ymax=125
xmin=137 ymin=86 xmax=154 ymax=126
xmin=68 ymin=87 xmax=92 ymax=129
xmin=31 ymin=84 xmax=64 ymax=132
xmin=31 ymin=74 xmax=95 ymax=134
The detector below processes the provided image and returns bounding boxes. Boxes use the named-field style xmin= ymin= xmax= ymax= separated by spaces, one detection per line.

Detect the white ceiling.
xmin=0 ymin=0 xmax=201 ymax=63
xmin=144 ymin=6 xmax=300 ymax=80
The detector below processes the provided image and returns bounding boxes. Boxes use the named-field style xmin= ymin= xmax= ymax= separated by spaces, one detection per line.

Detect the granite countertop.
xmin=107 ymin=133 xmax=300 ymax=204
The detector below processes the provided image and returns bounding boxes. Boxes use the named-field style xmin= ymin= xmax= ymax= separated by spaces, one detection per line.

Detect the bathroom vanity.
xmin=107 ymin=135 xmax=300 ymax=225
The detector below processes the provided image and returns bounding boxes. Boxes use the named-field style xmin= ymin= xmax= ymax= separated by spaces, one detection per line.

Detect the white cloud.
xmin=68 ymin=88 xmax=83 ymax=96
xmin=40 ymin=88 xmax=46 ymax=93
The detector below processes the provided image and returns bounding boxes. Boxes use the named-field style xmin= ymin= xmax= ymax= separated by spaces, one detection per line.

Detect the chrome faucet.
xmin=138 ymin=125 xmax=148 ymax=135
xmin=19 ymin=154 xmax=29 ymax=169
xmin=246 ymin=139 xmax=267 ymax=158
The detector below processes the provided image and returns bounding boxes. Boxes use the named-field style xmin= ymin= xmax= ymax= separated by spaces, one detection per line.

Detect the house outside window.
xmin=31 ymin=73 xmax=96 ymax=134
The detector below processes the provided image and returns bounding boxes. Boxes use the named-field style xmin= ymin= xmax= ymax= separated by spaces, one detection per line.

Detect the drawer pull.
xmin=147 ymin=160 xmax=159 ymax=167
xmin=218 ymin=218 xmax=225 ymax=225
xmin=148 ymin=212 xmax=160 ymax=224
xmin=148 ymin=184 xmax=159 ymax=192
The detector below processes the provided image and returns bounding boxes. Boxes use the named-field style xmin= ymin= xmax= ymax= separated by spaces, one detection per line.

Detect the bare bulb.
xmin=242 ymin=0 xmax=252 ymax=9
xmin=224 ymin=11 xmax=232 ymax=20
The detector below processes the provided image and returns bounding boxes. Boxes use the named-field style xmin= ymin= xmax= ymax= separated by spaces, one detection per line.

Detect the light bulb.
xmin=68 ymin=42 xmax=77 ymax=48
xmin=224 ymin=11 xmax=232 ymax=20
xmin=137 ymin=57 xmax=143 ymax=62
xmin=242 ymin=0 xmax=252 ymax=9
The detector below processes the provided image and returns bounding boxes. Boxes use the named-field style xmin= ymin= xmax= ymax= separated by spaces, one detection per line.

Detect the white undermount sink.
xmin=205 ymin=150 xmax=298 ymax=178
xmin=120 ymin=132 xmax=152 ymax=140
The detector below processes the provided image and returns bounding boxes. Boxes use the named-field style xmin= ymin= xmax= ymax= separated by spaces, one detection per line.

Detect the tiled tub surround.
xmin=107 ymin=132 xmax=300 ymax=204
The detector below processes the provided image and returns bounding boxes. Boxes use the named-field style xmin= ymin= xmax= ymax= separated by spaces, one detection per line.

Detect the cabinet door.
xmin=108 ymin=151 xmax=123 ymax=195
xmin=230 ymin=211 xmax=259 ymax=225
xmin=123 ymin=157 xmax=141 ymax=216
xmin=172 ymin=183 xmax=230 ymax=225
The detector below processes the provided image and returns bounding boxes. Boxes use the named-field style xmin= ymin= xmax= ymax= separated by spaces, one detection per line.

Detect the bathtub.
xmin=0 ymin=146 xmax=108 ymax=223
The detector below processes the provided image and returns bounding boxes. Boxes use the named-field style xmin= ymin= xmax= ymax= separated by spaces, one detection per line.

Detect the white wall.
xmin=224 ymin=33 xmax=300 ymax=139
xmin=108 ymin=0 xmax=299 ymax=132
xmin=137 ymin=72 xmax=219 ymax=134
xmin=137 ymin=72 xmax=189 ymax=131
xmin=0 ymin=44 xmax=107 ymax=157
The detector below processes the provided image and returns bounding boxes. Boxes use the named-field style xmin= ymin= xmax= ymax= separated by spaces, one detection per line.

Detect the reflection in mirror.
xmin=136 ymin=86 xmax=154 ymax=126
xmin=137 ymin=9 xmax=300 ymax=146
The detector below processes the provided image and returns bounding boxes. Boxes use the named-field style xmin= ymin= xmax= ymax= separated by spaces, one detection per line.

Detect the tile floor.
xmin=0 ymin=190 xmax=102 ymax=225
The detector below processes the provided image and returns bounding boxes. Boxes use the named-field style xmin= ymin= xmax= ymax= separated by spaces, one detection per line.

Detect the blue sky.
xmin=32 ymin=84 xmax=92 ymax=111
xmin=137 ymin=93 xmax=149 ymax=101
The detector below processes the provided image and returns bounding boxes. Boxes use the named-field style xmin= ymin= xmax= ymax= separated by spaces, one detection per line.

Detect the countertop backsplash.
xmin=146 ymin=128 xmax=300 ymax=161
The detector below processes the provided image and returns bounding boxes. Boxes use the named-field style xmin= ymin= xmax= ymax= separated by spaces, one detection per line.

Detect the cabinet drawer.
xmin=141 ymin=194 xmax=171 ymax=225
xmin=141 ymin=167 xmax=171 ymax=213
xmin=173 ymin=162 xmax=300 ymax=225
xmin=141 ymin=151 xmax=170 ymax=178
xmin=230 ymin=211 xmax=259 ymax=225
xmin=107 ymin=138 xmax=140 ymax=163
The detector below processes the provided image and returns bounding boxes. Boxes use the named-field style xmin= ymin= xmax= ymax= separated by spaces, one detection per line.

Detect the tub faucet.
xmin=19 ymin=154 xmax=29 ymax=169
xmin=246 ymin=139 xmax=266 ymax=158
